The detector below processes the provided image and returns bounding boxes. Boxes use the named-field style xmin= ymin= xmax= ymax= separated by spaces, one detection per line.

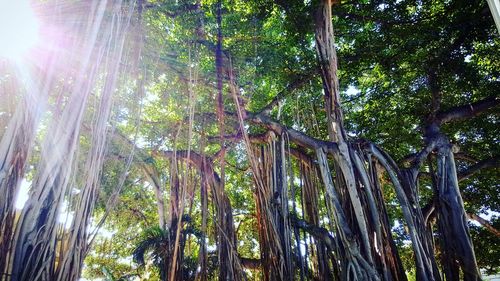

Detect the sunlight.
xmin=14 ymin=179 xmax=30 ymax=209
xmin=0 ymin=0 xmax=40 ymax=61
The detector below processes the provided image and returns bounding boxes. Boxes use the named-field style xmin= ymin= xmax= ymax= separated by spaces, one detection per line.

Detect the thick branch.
xmin=406 ymin=141 xmax=436 ymax=171
xmin=458 ymin=156 xmax=499 ymax=181
xmin=248 ymin=112 xmax=338 ymax=153
xmin=467 ymin=213 xmax=500 ymax=238
xmin=290 ymin=215 xmax=336 ymax=251
xmin=435 ymin=96 xmax=499 ymax=124
xmin=454 ymin=152 xmax=479 ymax=163
xmin=209 ymin=131 xmax=318 ymax=169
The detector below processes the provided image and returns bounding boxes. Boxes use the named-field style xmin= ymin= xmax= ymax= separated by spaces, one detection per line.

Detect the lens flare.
xmin=0 ymin=0 xmax=40 ymax=61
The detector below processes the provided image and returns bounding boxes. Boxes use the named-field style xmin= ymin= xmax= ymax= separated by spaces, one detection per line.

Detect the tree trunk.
xmin=436 ymin=145 xmax=480 ymax=281
xmin=0 ymin=100 xmax=39 ymax=278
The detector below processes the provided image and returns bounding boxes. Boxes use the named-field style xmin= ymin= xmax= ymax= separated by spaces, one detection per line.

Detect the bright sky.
xmin=15 ymin=179 xmax=30 ymax=209
xmin=0 ymin=0 xmax=40 ymax=62
xmin=15 ymin=180 xmax=74 ymax=229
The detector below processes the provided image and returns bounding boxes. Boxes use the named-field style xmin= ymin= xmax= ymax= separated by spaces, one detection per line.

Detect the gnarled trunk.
xmin=435 ymin=144 xmax=480 ymax=281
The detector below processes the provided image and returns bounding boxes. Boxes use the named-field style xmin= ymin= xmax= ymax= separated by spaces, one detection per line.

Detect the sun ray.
xmin=0 ymin=0 xmax=40 ymax=62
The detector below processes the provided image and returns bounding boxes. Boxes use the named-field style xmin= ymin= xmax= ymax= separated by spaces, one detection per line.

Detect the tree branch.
xmin=454 ymin=152 xmax=479 ymax=163
xmin=458 ymin=156 xmax=500 ymax=181
xmin=290 ymin=214 xmax=336 ymax=251
xmin=435 ymin=96 xmax=500 ymax=124
xmin=248 ymin=112 xmax=338 ymax=153
xmin=467 ymin=213 xmax=500 ymax=238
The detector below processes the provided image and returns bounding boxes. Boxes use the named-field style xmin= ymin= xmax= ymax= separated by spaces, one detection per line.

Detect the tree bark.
xmin=436 ymin=145 xmax=481 ymax=281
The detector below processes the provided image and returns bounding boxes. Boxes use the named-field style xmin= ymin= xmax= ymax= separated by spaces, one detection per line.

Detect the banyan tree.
xmin=0 ymin=0 xmax=498 ymax=281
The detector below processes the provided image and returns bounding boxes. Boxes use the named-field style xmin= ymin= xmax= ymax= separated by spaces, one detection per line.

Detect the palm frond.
xmin=132 ymin=226 xmax=169 ymax=266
